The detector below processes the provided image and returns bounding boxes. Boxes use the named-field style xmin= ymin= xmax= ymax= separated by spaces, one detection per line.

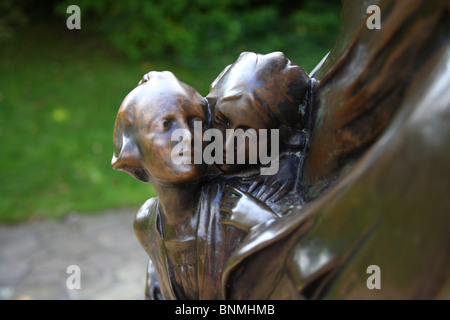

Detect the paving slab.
xmin=0 ymin=208 xmax=149 ymax=300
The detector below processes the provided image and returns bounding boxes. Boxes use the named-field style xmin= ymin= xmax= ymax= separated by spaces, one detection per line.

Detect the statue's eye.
xmin=162 ymin=119 xmax=173 ymax=130
xmin=188 ymin=116 xmax=202 ymax=129
xmin=215 ymin=114 xmax=230 ymax=127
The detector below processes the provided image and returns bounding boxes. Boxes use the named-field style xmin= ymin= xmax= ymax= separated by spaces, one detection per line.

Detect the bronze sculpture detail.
xmin=112 ymin=0 xmax=450 ymax=299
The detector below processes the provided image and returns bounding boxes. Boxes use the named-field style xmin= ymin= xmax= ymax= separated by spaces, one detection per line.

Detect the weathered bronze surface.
xmin=223 ymin=0 xmax=450 ymax=299
xmin=112 ymin=0 xmax=450 ymax=299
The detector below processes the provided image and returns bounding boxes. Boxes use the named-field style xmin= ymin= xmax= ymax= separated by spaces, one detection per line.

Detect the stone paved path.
xmin=0 ymin=208 xmax=149 ymax=300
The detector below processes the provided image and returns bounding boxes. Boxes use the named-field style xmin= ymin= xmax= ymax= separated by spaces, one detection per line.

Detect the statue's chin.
xmin=131 ymin=167 xmax=150 ymax=183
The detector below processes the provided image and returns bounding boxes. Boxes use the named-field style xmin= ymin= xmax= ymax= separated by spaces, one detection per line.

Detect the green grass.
xmin=0 ymin=12 xmax=338 ymax=223
xmin=1 ymin=23 xmax=150 ymax=222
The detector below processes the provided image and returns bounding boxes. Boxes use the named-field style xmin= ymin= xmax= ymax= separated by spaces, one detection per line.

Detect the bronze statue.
xmin=111 ymin=52 xmax=313 ymax=299
xmin=222 ymin=0 xmax=450 ymax=299
xmin=112 ymin=0 xmax=450 ymax=300
xmin=111 ymin=71 xmax=244 ymax=299
xmin=206 ymin=51 xmax=314 ymax=221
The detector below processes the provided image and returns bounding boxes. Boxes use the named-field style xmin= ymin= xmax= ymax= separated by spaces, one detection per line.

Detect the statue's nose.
xmin=111 ymin=139 xmax=141 ymax=172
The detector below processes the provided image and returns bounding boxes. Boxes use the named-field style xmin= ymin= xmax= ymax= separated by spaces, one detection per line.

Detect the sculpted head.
xmin=207 ymin=51 xmax=310 ymax=131
xmin=111 ymin=71 xmax=208 ymax=184
xmin=206 ymin=51 xmax=311 ymax=172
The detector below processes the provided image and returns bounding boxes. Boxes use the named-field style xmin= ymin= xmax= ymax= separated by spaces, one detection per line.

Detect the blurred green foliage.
xmin=0 ymin=0 xmax=340 ymax=222
xmin=1 ymin=0 xmax=340 ymax=71
xmin=0 ymin=24 xmax=155 ymax=223
xmin=0 ymin=0 xmax=28 ymax=41
xmin=53 ymin=0 xmax=340 ymax=69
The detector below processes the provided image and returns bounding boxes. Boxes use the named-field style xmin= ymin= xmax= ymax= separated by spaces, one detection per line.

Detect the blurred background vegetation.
xmin=0 ymin=0 xmax=340 ymax=223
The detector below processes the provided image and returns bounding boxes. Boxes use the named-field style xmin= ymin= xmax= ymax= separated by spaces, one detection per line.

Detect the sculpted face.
xmin=207 ymin=51 xmax=310 ymax=172
xmin=111 ymin=71 xmax=208 ymax=184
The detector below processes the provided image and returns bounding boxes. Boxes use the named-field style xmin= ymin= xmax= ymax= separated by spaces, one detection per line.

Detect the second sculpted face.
xmin=112 ymin=71 xmax=208 ymax=184
xmin=207 ymin=52 xmax=309 ymax=172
